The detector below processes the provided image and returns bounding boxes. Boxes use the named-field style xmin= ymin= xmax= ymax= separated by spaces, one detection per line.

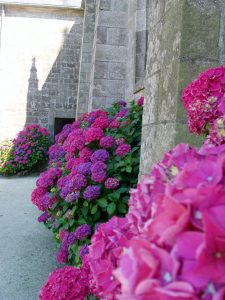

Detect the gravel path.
xmin=0 ymin=176 xmax=58 ymax=300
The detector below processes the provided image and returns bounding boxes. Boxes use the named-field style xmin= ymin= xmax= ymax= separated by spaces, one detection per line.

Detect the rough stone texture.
xmin=0 ymin=4 xmax=83 ymax=140
xmin=76 ymin=0 xmax=96 ymax=116
xmin=140 ymin=0 xmax=224 ymax=175
xmin=0 ymin=176 xmax=58 ymax=300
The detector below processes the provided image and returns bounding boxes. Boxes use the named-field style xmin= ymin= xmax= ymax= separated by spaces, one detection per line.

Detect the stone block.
xmin=108 ymin=62 xmax=126 ymax=80
xmin=94 ymin=61 xmax=109 ymax=79
xmin=111 ymin=0 xmax=128 ymax=12
xmin=180 ymin=0 xmax=220 ymax=60
xmin=100 ymin=0 xmax=111 ymax=11
xmin=93 ymin=79 xmax=125 ymax=98
xmin=97 ymin=26 xmax=107 ymax=44
xmin=107 ymin=28 xmax=127 ymax=46
xmin=98 ymin=11 xmax=127 ymax=27
xmin=96 ymin=44 xmax=127 ymax=62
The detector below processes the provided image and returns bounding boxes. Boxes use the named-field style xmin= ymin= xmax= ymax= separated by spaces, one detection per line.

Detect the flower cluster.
xmin=32 ymin=99 xmax=143 ymax=265
xmin=81 ymin=143 xmax=225 ymax=299
xmin=0 ymin=124 xmax=50 ymax=175
xmin=39 ymin=266 xmax=89 ymax=300
xmin=182 ymin=66 xmax=225 ymax=134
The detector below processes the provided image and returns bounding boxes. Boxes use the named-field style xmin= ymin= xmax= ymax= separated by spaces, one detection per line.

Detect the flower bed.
xmin=0 ymin=124 xmax=50 ymax=176
xmin=32 ymin=99 xmax=143 ymax=265
xmin=39 ymin=66 xmax=225 ymax=300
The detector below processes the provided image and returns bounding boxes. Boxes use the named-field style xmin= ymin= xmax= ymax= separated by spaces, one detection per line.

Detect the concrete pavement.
xmin=0 ymin=176 xmax=58 ymax=300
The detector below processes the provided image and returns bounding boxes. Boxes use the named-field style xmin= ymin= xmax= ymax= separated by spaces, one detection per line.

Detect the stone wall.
xmin=140 ymin=0 xmax=224 ymax=175
xmin=76 ymin=0 xmax=150 ymax=116
xmin=0 ymin=4 xmax=83 ymax=140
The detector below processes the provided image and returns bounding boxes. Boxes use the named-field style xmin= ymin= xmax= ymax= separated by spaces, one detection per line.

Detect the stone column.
xmin=140 ymin=0 xmax=223 ymax=175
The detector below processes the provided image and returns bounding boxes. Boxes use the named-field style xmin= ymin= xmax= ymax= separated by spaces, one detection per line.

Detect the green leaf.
xmin=107 ymin=203 xmax=116 ymax=215
xmin=118 ymin=202 xmax=127 ymax=214
xmin=126 ymin=166 xmax=132 ymax=173
xmin=83 ymin=201 xmax=89 ymax=207
xmin=97 ymin=198 xmax=108 ymax=208
xmin=91 ymin=205 xmax=98 ymax=214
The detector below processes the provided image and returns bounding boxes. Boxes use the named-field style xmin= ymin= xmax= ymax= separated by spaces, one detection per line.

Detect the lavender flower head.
xmin=83 ymin=185 xmax=101 ymax=201
xmin=74 ymin=224 xmax=91 ymax=240
xmin=79 ymin=244 xmax=89 ymax=260
xmin=74 ymin=162 xmax=92 ymax=175
xmin=65 ymin=191 xmax=80 ymax=203
xmin=91 ymin=149 xmax=109 ymax=163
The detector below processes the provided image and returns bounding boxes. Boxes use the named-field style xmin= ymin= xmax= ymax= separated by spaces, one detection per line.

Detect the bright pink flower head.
xmin=91 ymin=116 xmax=108 ymax=129
xmin=87 ymin=217 xmax=134 ymax=299
xmin=84 ymin=128 xmax=104 ymax=142
xmin=182 ymin=66 xmax=225 ymax=134
xmin=39 ymin=266 xmax=89 ymax=300
xmin=137 ymin=96 xmax=144 ymax=106
xmin=116 ymin=144 xmax=131 ymax=157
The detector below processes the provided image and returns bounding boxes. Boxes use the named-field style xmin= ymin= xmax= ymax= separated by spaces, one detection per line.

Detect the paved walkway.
xmin=0 ymin=176 xmax=58 ymax=300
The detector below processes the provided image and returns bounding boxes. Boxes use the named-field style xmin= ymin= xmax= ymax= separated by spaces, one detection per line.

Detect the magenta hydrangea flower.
xmin=109 ymin=119 xmax=120 ymax=129
xmin=39 ymin=266 xmax=89 ymax=300
xmin=137 ymin=96 xmax=144 ymax=106
xmin=100 ymin=136 xmax=114 ymax=148
xmin=91 ymin=116 xmax=108 ymax=129
xmin=37 ymin=212 xmax=49 ymax=223
xmin=91 ymin=149 xmax=109 ymax=162
xmin=116 ymin=143 xmax=131 ymax=157
xmin=83 ymin=185 xmax=101 ymax=201
xmin=79 ymin=147 xmax=93 ymax=162
xmin=87 ymin=217 xmax=133 ymax=299
xmin=105 ymin=178 xmax=120 ymax=190
xmin=182 ymin=66 xmax=225 ymax=134
xmin=115 ymin=137 xmax=126 ymax=145
xmin=84 ymin=128 xmax=104 ymax=142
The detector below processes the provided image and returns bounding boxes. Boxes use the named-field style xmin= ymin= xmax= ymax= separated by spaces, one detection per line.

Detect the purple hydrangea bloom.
xmin=91 ymin=149 xmax=109 ymax=163
xmin=74 ymin=224 xmax=91 ymax=240
xmin=100 ymin=136 xmax=114 ymax=148
xmin=72 ymin=174 xmax=87 ymax=189
xmin=91 ymin=161 xmax=107 ymax=173
xmin=37 ymin=212 xmax=49 ymax=222
xmin=65 ymin=191 xmax=80 ymax=203
xmin=66 ymin=232 xmax=77 ymax=246
xmin=79 ymin=244 xmax=89 ymax=260
xmin=75 ymin=162 xmax=92 ymax=175
xmin=83 ymin=185 xmax=101 ymax=201
xmin=91 ymin=170 xmax=107 ymax=183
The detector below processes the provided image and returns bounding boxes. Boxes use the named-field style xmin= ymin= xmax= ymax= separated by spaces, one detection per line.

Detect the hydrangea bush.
xmin=0 ymin=124 xmax=50 ymax=176
xmin=32 ymin=99 xmax=143 ymax=265
xmin=39 ymin=66 xmax=225 ymax=300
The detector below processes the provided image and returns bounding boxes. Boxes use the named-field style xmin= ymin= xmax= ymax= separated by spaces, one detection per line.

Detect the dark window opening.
xmin=54 ymin=118 xmax=75 ymax=140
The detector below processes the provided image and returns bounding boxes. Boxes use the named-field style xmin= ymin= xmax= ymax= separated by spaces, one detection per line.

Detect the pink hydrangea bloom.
xmin=182 ymin=66 xmax=225 ymax=134
xmin=39 ymin=266 xmax=89 ymax=300
xmin=87 ymin=217 xmax=134 ymax=299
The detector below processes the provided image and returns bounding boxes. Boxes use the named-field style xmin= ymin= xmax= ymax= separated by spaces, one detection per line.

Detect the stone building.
xmin=0 ymin=0 xmax=224 ymax=174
